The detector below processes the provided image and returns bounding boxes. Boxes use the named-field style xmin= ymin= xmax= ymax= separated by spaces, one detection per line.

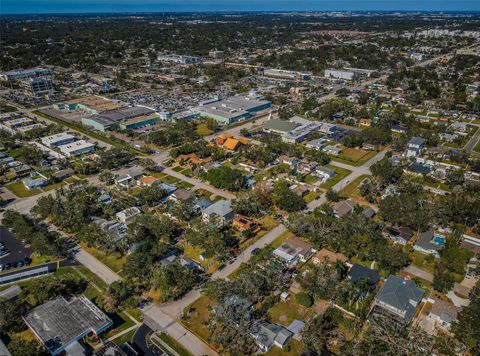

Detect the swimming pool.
xmin=433 ymin=235 xmax=446 ymax=246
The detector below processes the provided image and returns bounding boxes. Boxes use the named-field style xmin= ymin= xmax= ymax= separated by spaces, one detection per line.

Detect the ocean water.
xmin=2 ymin=0 xmax=480 ymax=15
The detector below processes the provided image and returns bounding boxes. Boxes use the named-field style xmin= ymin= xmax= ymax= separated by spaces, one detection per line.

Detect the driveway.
xmin=403 ymin=265 xmax=433 ymax=282
xmin=74 ymin=248 xmax=121 ymax=285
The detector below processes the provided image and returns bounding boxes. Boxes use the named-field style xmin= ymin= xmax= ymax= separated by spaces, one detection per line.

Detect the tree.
xmin=453 ymin=281 xmax=480 ymax=353
xmin=97 ymin=148 xmax=134 ymax=169
xmin=232 ymin=188 xmax=271 ymax=217
xmin=326 ymin=189 xmax=340 ymax=202
xmin=370 ymin=158 xmax=403 ymax=185
xmin=445 ymin=168 xmax=465 ymax=188
xmin=302 ymin=308 xmax=342 ymax=354
xmin=137 ymin=185 xmax=167 ymax=207
xmin=203 ymin=166 xmax=246 ymax=191
xmin=151 ymin=261 xmax=199 ymax=301
xmin=7 ymin=335 xmax=43 ymax=356
xmin=0 ymin=299 xmax=24 ymax=335
xmin=98 ymin=170 xmax=115 ymax=185
xmin=296 ymin=292 xmax=313 ymax=307
xmin=272 ymin=180 xmax=306 ymax=212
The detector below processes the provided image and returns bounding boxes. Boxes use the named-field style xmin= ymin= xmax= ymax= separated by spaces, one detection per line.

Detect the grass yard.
xmin=157 ymin=333 xmax=193 ymax=356
xmin=304 ymin=174 xmax=319 ymax=185
xmin=474 ymin=140 xmax=480 ymax=153
xmin=5 ymin=181 xmax=42 ymax=197
xmin=113 ymin=327 xmax=137 ymax=346
xmin=268 ymin=297 xmax=314 ymax=326
xmin=341 ymin=174 xmax=370 ymax=197
xmin=42 ymin=181 xmax=66 ymax=191
xmin=304 ymin=190 xmax=321 ymax=203
xmin=333 ymin=148 xmax=378 ymax=166
xmin=159 ymin=174 xmax=181 ymax=184
xmin=182 ymin=296 xmax=215 ymax=343
xmin=176 ymin=181 xmax=195 ymax=189
xmin=196 ymin=123 xmax=213 ymax=136
xmin=271 ymin=230 xmax=295 ymax=248
xmin=81 ymin=244 xmax=127 ymax=273
xmin=411 ymin=251 xmax=436 ymax=274
xmin=320 ymin=165 xmax=352 ymax=190
xmin=172 ymin=166 xmax=185 ymax=172
xmin=266 ymin=339 xmax=305 ymax=356
xmin=105 ymin=311 xmax=136 ymax=339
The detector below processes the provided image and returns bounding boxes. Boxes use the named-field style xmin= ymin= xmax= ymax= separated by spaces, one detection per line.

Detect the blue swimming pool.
xmin=433 ymin=235 xmax=445 ymax=246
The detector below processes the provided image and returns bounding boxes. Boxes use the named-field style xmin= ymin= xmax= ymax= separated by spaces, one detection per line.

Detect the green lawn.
xmin=269 ymin=297 xmax=314 ymax=326
xmin=105 ymin=311 xmax=136 ymax=339
xmin=304 ymin=175 xmax=319 ymax=185
xmin=5 ymin=181 xmax=42 ymax=197
xmin=304 ymin=190 xmax=321 ymax=203
xmin=411 ymin=251 xmax=436 ymax=274
xmin=113 ymin=327 xmax=137 ymax=346
xmin=80 ymin=244 xmax=127 ymax=273
xmin=474 ymin=140 xmax=480 ymax=153
xmin=42 ymin=181 xmax=67 ymax=191
xmin=271 ymin=230 xmax=295 ymax=248
xmin=340 ymin=174 xmax=370 ymax=197
xmin=320 ymin=165 xmax=352 ymax=190
xmin=158 ymin=333 xmax=192 ymax=356
xmin=332 ymin=149 xmax=378 ymax=167
xmin=181 ymin=296 xmax=215 ymax=344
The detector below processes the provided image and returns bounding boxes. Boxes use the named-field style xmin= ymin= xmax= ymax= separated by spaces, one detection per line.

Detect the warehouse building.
xmin=261 ymin=68 xmax=310 ymax=81
xmin=58 ymin=140 xmax=95 ymax=157
xmin=193 ymin=93 xmax=271 ymax=125
xmin=41 ymin=132 xmax=76 ymax=148
xmin=82 ymin=106 xmax=160 ymax=132
xmin=24 ymin=295 xmax=112 ymax=356
xmin=324 ymin=69 xmax=357 ymax=81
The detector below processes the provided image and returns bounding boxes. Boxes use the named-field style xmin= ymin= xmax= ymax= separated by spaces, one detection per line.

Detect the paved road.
xmin=308 ymin=151 xmax=386 ymax=210
xmin=464 ymin=123 xmax=480 ymax=154
xmin=74 ymin=248 xmax=121 ymax=285
xmin=132 ymin=323 xmax=166 ymax=356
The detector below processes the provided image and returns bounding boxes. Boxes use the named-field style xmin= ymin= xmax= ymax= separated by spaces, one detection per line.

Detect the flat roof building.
xmin=0 ymin=68 xmax=51 ymax=81
xmin=41 ymin=133 xmax=76 ymax=148
xmin=82 ymin=106 xmax=160 ymax=132
xmin=325 ymin=69 xmax=357 ymax=81
xmin=194 ymin=94 xmax=271 ymax=125
xmin=158 ymin=54 xmax=203 ymax=64
xmin=21 ymin=77 xmax=54 ymax=96
xmin=54 ymin=96 xmax=124 ymax=115
xmin=24 ymin=295 xmax=112 ymax=356
xmin=58 ymin=140 xmax=95 ymax=157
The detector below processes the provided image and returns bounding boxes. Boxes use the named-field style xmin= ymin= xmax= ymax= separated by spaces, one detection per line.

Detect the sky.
xmin=2 ymin=0 xmax=480 ymax=14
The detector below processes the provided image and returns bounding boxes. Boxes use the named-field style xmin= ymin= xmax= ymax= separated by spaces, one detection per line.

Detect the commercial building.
xmin=53 ymin=96 xmax=123 ymax=115
xmin=82 ymin=106 xmax=160 ymax=132
xmin=261 ymin=68 xmax=310 ymax=81
xmin=158 ymin=54 xmax=203 ymax=64
xmin=58 ymin=140 xmax=95 ymax=157
xmin=3 ymin=117 xmax=32 ymax=129
xmin=264 ymin=116 xmax=336 ymax=144
xmin=324 ymin=69 xmax=357 ymax=81
xmin=24 ymin=295 xmax=112 ymax=355
xmin=41 ymin=132 xmax=76 ymax=147
xmin=0 ymin=68 xmax=51 ymax=81
xmin=20 ymin=77 xmax=54 ymax=96
xmin=194 ymin=93 xmax=271 ymax=125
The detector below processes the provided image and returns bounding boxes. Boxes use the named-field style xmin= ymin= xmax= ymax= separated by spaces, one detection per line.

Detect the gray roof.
xmin=375 ymin=275 xmax=424 ymax=323
xmin=203 ymin=199 xmax=233 ymax=220
xmin=408 ymin=136 xmax=426 ymax=146
xmin=0 ymin=339 xmax=11 ymax=356
xmin=0 ymin=285 xmax=21 ymax=300
xmin=415 ymin=230 xmax=444 ymax=252
xmin=264 ymin=119 xmax=298 ymax=133
xmin=286 ymin=320 xmax=305 ymax=335
xmin=251 ymin=320 xmax=293 ymax=350
xmin=24 ymin=295 xmax=112 ymax=355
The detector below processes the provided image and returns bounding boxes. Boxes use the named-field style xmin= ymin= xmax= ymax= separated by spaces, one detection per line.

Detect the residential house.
xmin=333 ymin=199 xmax=357 ymax=218
xmin=359 ymin=118 xmax=372 ymax=127
xmin=439 ymin=133 xmax=458 ymax=142
xmin=413 ymin=230 xmax=445 ymax=258
xmin=137 ymin=175 xmax=159 ymax=186
xmin=391 ymin=124 xmax=407 ymax=134
xmin=202 ymin=199 xmax=234 ymax=226
xmin=273 ymin=236 xmax=314 ymax=266
xmin=297 ymin=161 xmax=317 ymax=175
xmin=314 ymin=166 xmax=336 ymax=183
xmin=286 ymin=320 xmax=305 ymax=341
xmin=323 ymin=145 xmax=342 ymax=156
xmin=292 ymin=184 xmax=310 ymax=197
xmin=383 ymin=226 xmax=414 ymax=245
xmin=277 ymin=155 xmax=298 ymax=167
xmin=426 ymin=298 xmax=460 ymax=332
xmin=250 ymin=320 xmax=293 ymax=352
xmin=451 ymin=121 xmax=468 ymax=134
xmin=347 ymin=264 xmax=380 ymax=287
xmin=306 ymin=138 xmax=327 ymax=151
xmin=169 ymin=188 xmax=194 ymax=202
xmin=362 ymin=207 xmax=376 ymax=219
xmin=213 ymin=295 xmax=254 ymax=325
xmin=233 ymin=215 xmax=258 ymax=234
xmin=407 ymin=161 xmax=432 ymax=176
xmin=406 ymin=137 xmax=426 ymax=157
xmin=51 ymin=168 xmax=74 ymax=181
xmin=115 ymin=207 xmax=141 ymax=225
xmin=22 ymin=177 xmax=47 ymax=190
xmin=371 ymin=275 xmax=424 ymax=324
